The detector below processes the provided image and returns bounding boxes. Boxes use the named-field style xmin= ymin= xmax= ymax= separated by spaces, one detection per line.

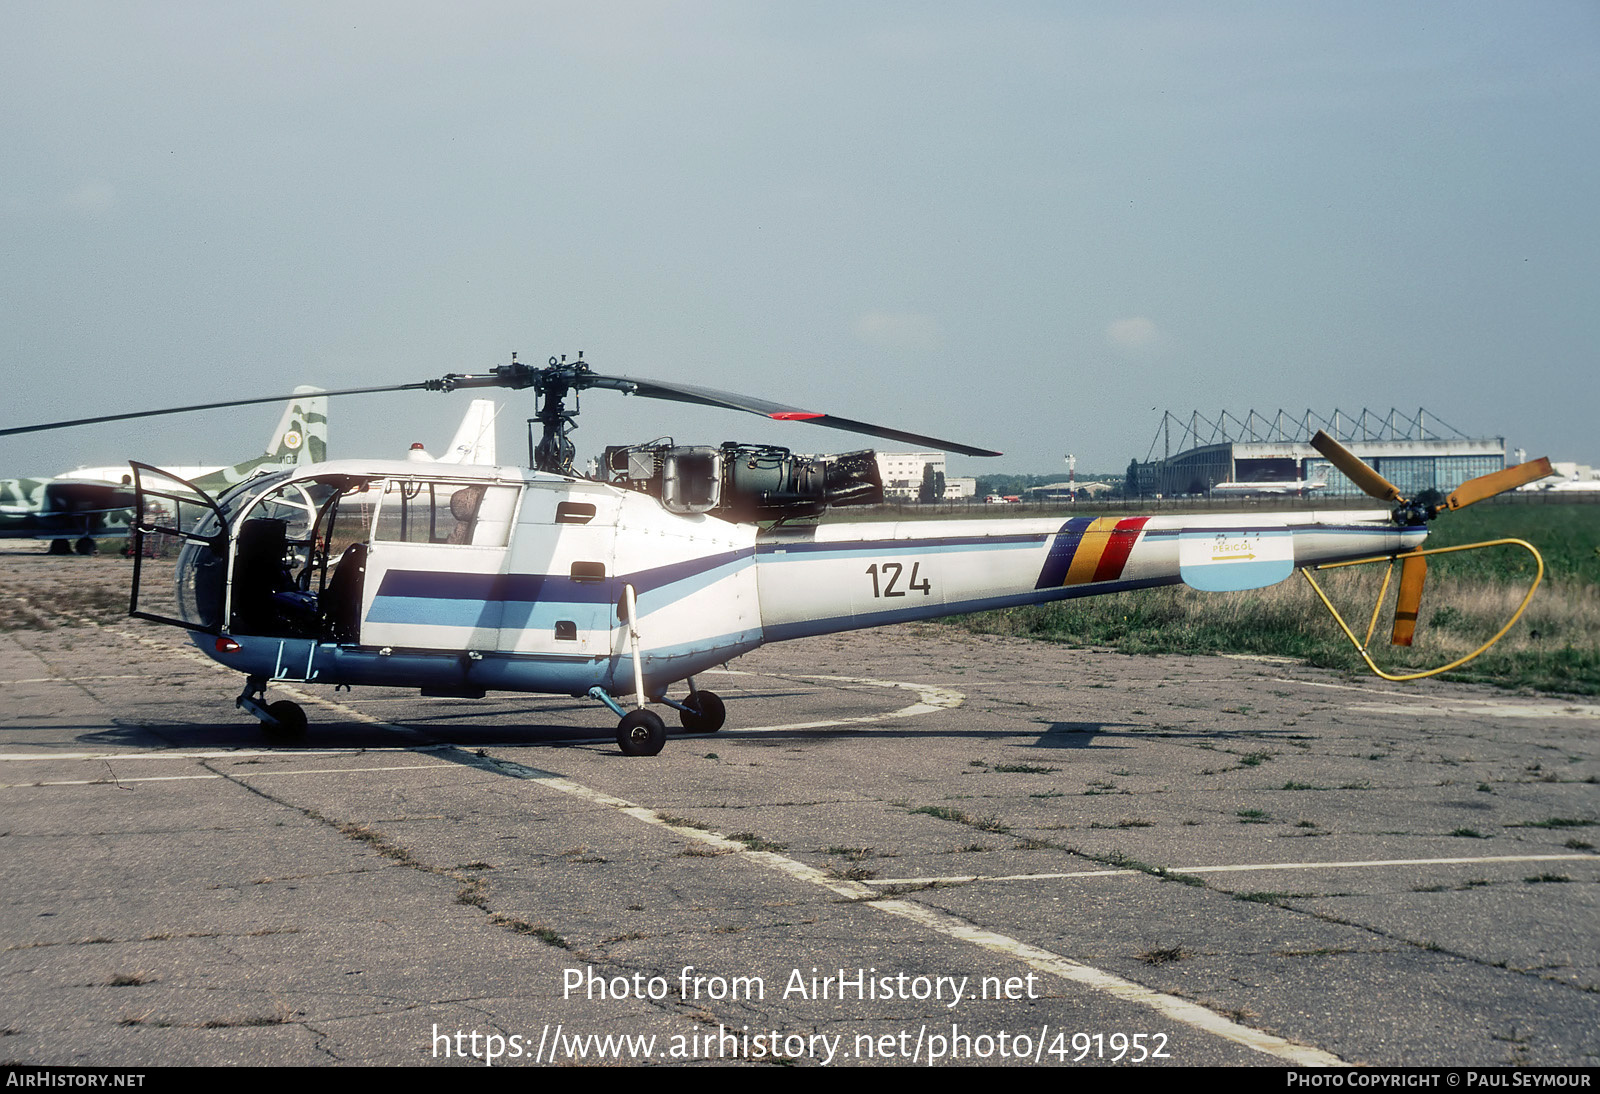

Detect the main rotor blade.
xmin=1444 ymin=457 xmax=1554 ymax=511
xmin=617 ymin=376 xmax=1003 ymax=457
xmin=1390 ymin=553 xmax=1427 ymax=647
xmin=0 ymin=383 xmax=423 ymax=438
xmin=1310 ymin=430 xmax=1404 ymax=504
xmin=3 ymin=363 xmax=1004 ymax=457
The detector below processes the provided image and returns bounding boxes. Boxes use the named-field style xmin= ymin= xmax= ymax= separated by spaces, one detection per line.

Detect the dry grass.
xmin=959 ymin=567 xmax=1600 ymax=693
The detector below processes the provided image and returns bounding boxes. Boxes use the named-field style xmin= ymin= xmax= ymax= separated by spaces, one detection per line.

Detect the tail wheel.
xmin=264 ymin=700 xmax=308 ymax=741
xmin=678 ymin=690 xmax=726 ymax=734
xmin=617 ymin=709 xmax=667 ymax=756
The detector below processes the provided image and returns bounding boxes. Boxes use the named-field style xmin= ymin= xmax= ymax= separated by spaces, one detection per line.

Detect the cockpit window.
xmin=216 ymin=470 xmax=294 ymax=525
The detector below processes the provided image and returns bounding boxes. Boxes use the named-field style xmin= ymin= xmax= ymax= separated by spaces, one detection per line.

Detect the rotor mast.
xmin=421 ymin=351 xmax=633 ymax=474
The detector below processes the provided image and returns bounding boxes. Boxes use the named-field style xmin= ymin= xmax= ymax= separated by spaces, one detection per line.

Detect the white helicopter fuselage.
xmin=157 ymin=460 xmax=1424 ymax=705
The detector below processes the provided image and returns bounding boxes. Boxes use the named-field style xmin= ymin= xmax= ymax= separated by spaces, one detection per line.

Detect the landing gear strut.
xmin=587 ymin=681 xmax=728 ymax=756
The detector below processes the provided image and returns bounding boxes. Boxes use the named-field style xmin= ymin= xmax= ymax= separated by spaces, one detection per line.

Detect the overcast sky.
xmin=4 ymin=1 xmax=1596 ymax=479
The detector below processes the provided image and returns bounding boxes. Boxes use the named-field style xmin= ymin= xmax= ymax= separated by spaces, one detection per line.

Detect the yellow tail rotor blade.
xmin=1390 ymin=554 xmax=1427 ymax=646
xmin=1310 ymin=431 xmax=1404 ymax=503
xmin=1445 ymin=457 xmax=1554 ymax=511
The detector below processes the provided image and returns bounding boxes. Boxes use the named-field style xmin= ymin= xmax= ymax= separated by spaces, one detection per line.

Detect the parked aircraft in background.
xmin=50 ymin=387 xmax=328 ymax=488
xmin=1212 ymin=466 xmax=1330 ymax=497
xmin=1517 ymin=460 xmax=1600 ymax=493
xmin=1 ymin=388 xmax=327 ymax=554
xmin=2 ymin=394 xmax=500 ymax=553
xmin=1535 ymin=479 xmax=1600 ymax=493
xmin=1211 ymin=478 xmax=1328 ymax=497
xmin=405 ymin=400 xmax=499 ymax=465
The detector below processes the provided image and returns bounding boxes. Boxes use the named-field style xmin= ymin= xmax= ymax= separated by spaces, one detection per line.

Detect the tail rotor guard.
xmin=1300 ymin=539 xmax=1544 ymax=682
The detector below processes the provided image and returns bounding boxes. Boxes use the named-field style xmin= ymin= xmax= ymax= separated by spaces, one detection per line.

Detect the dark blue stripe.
xmin=1033 ymin=517 xmax=1094 ymax=589
xmin=626 ymin=548 xmax=755 ymax=593
xmin=373 ymin=547 xmax=756 ymax=605
xmin=377 ymin=571 xmax=613 ymax=604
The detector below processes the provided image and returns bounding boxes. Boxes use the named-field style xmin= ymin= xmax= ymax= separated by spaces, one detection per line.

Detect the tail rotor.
xmin=1302 ymin=431 xmax=1550 ymax=674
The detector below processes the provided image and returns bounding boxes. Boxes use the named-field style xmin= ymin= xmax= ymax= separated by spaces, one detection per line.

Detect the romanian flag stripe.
xmin=1092 ymin=517 xmax=1149 ymax=583
xmin=1063 ymin=517 xmax=1122 ymax=585
xmin=1034 ymin=516 xmax=1150 ymax=589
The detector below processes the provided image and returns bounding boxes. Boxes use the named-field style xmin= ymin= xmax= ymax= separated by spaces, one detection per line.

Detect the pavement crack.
xmin=199 ymin=756 xmax=572 ymax=950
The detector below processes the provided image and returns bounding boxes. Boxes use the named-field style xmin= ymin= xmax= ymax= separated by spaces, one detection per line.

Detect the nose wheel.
xmin=263 ymin=700 xmax=308 ymax=741
xmin=616 ymin=709 xmax=667 ymax=756
xmin=237 ymin=675 xmax=308 ymax=742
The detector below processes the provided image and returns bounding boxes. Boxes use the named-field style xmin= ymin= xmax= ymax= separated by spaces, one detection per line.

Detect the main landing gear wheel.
xmin=74 ymin=537 xmax=96 ymax=555
xmin=263 ymin=700 xmax=307 ymax=742
xmin=617 ymin=709 xmax=667 ymax=757
xmin=678 ymin=690 xmax=726 ymax=734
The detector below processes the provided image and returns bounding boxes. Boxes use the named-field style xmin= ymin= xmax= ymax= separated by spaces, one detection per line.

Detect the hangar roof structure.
xmin=1132 ymin=408 xmax=1504 ymax=498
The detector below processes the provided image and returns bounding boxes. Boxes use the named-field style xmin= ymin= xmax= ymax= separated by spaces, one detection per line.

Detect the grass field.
xmin=949 ymin=500 xmax=1600 ymax=695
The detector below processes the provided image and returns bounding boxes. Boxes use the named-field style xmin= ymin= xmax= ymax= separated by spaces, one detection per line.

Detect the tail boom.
xmin=755 ymin=511 xmax=1423 ymax=641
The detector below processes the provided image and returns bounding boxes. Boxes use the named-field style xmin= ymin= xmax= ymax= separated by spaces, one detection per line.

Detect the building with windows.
xmin=874 ymin=451 xmax=946 ymax=500
xmin=1128 ymin=408 xmax=1505 ymax=499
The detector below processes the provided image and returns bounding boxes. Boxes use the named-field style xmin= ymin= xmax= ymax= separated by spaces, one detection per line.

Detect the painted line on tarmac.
xmin=2 ymin=674 xmax=174 ymax=685
xmin=701 ymin=668 xmax=965 ymax=730
xmin=0 ymin=748 xmax=380 ymax=762
xmin=863 ymin=853 xmax=1600 ymax=887
xmin=1273 ymin=676 xmax=1600 ymax=719
xmin=1272 ymin=677 xmax=1419 ymax=697
xmin=7 ymin=624 xmax=960 ymax=740
xmin=1348 ymin=701 xmax=1600 ymax=720
xmin=458 ymin=747 xmax=1344 ymax=1067
xmin=0 ymin=666 xmax=962 ymax=762
xmin=0 ymin=762 xmax=467 ymax=788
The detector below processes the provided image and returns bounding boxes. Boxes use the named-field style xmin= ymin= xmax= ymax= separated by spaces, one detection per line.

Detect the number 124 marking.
xmin=865 ymin=561 xmax=931 ymax=598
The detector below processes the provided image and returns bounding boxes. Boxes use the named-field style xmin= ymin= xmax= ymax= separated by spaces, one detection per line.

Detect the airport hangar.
xmin=1129 ymin=407 xmax=1507 ymax=498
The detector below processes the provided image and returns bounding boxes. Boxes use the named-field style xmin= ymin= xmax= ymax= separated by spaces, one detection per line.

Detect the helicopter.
xmin=3 ymin=354 xmax=1554 ymax=755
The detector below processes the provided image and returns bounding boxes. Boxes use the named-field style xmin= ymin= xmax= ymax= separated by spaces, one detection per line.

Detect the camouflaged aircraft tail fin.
xmin=190 ymin=388 xmax=327 ymax=492
xmin=263 ymin=386 xmax=327 ymax=464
